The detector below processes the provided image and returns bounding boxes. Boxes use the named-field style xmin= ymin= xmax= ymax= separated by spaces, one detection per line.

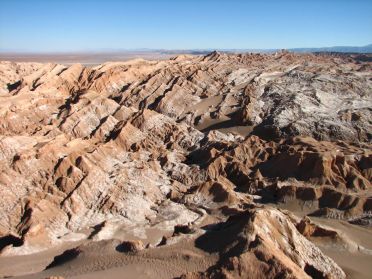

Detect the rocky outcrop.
xmin=296 ymin=216 xmax=338 ymax=238
xmin=116 ymin=240 xmax=144 ymax=253
xmin=182 ymin=207 xmax=345 ymax=279
xmin=201 ymin=136 xmax=370 ymax=192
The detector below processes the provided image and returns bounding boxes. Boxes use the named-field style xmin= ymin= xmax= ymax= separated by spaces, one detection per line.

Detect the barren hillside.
xmin=0 ymin=52 xmax=371 ymax=279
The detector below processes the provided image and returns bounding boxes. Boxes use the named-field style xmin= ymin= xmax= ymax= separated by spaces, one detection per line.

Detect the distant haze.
xmin=1 ymin=45 xmax=372 ymax=65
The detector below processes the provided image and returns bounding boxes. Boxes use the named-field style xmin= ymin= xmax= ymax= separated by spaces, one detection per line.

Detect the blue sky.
xmin=0 ymin=0 xmax=371 ymax=52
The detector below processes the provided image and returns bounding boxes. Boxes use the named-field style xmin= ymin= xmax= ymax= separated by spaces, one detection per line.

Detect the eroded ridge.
xmin=0 ymin=52 xmax=371 ymax=279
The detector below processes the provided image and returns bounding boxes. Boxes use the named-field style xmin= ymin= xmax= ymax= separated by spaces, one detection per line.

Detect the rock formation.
xmin=0 ymin=52 xmax=371 ymax=278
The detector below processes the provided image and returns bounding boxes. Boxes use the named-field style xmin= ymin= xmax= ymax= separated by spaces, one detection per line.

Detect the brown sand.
xmin=6 ymin=239 xmax=218 ymax=279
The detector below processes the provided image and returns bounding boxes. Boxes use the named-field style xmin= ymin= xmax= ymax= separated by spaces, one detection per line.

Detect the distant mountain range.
xmin=288 ymin=44 xmax=372 ymax=53
xmin=160 ymin=44 xmax=372 ymax=54
xmin=1 ymin=44 xmax=372 ymax=56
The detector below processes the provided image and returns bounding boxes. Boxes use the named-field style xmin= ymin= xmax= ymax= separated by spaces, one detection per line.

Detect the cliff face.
xmin=0 ymin=52 xmax=371 ymax=278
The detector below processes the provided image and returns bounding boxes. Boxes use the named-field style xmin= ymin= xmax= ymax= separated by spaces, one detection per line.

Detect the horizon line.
xmin=1 ymin=43 xmax=371 ymax=55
